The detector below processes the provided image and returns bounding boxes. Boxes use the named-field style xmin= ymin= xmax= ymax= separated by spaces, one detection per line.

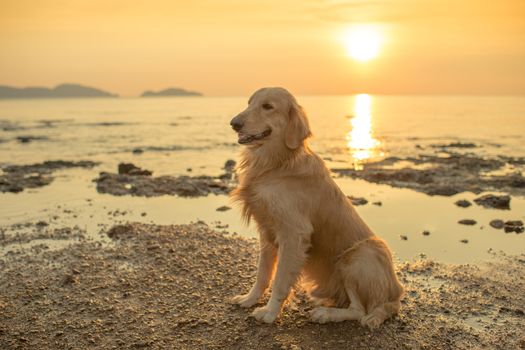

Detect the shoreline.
xmin=1 ymin=160 xmax=524 ymax=264
xmin=1 ymin=222 xmax=524 ymax=349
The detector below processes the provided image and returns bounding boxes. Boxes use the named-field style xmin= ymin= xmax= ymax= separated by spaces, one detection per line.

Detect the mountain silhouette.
xmin=0 ymin=84 xmax=118 ymax=98
xmin=141 ymin=88 xmax=202 ymax=97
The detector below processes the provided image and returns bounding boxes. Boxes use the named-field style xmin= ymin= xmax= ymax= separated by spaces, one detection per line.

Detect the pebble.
xmin=458 ymin=219 xmax=477 ymax=225
xmin=216 ymin=206 xmax=231 ymax=212
xmin=489 ymin=220 xmax=504 ymax=229
xmin=35 ymin=221 xmax=49 ymax=227
xmin=503 ymin=220 xmax=524 ymax=234
xmin=117 ymin=163 xmax=153 ymax=176
xmin=473 ymin=194 xmax=510 ymax=210
xmin=347 ymin=196 xmax=368 ymax=206
xmin=455 ymin=200 xmax=472 ymax=208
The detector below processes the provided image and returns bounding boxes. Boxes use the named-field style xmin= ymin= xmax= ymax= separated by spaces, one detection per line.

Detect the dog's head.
xmin=230 ymin=87 xmax=311 ymax=150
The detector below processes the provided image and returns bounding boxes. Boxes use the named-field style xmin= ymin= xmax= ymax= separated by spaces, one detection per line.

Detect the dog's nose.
xmin=230 ymin=116 xmax=244 ymax=131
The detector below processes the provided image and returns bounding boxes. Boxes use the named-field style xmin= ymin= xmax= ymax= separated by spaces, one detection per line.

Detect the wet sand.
xmin=1 ymin=222 xmax=524 ymax=349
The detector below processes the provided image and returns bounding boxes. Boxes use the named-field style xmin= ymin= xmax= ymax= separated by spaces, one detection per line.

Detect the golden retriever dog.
xmin=229 ymin=87 xmax=404 ymax=328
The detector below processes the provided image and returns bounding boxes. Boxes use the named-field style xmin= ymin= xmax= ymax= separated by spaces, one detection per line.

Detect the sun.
xmin=344 ymin=25 xmax=383 ymax=62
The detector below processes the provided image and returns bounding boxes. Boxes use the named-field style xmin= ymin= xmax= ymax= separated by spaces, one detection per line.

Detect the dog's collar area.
xmin=238 ymin=128 xmax=272 ymax=144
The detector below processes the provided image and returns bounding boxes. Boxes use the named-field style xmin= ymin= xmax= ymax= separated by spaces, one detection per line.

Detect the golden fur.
xmin=230 ymin=87 xmax=404 ymax=328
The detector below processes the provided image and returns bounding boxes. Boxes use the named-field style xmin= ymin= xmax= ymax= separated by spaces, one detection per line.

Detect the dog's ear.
xmin=285 ymin=102 xmax=312 ymax=149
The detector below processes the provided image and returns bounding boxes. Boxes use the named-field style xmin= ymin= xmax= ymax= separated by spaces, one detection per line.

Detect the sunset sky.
xmin=1 ymin=0 xmax=524 ymax=96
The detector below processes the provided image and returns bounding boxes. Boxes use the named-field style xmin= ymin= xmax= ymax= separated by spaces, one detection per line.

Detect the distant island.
xmin=0 ymin=84 xmax=203 ymax=98
xmin=0 ymin=83 xmax=118 ymax=99
xmin=141 ymin=88 xmax=202 ymax=97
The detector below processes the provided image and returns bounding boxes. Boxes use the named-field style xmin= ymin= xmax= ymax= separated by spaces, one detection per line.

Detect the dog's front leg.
xmin=251 ymin=236 xmax=309 ymax=323
xmin=231 ymin=238 xmax=277 ymax=307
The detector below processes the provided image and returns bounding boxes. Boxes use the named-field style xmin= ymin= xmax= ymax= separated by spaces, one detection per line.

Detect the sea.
xmin=1 ymin=95 xmax=524 ymax=263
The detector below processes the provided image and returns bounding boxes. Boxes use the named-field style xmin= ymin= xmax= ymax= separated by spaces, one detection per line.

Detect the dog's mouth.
xmin=237 ymin=128 xmax=272 ymax=145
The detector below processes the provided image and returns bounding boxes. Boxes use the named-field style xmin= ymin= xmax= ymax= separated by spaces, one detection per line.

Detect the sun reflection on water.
xmin=346 ymin=94 xmax=381 ymax=169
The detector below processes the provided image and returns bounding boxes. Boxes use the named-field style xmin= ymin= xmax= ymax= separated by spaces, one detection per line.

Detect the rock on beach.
xmin=473 ymin=194 xmax=511 ymax=209
xmin=94 ymin=162 xmax=236 ymax=198
xmin=458 ymin=219 xmax=477 ymax=225
xmin=0 ymin=160 xmax=98 ymax=193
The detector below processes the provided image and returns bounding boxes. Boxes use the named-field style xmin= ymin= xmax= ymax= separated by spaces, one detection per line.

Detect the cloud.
xmin=306 ymin=0 xmax=525 ymax=25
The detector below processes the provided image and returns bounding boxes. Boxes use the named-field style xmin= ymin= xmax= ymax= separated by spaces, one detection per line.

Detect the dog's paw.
xmin=310 ymin=307 xmax=332 ymax=324
xmin=251 ymin=305 xmax=279 ymax=324
xmin=360 ymin=313 xmax=383 ymax=329
xmin=230 ymin=293 xmax=260 ymax=308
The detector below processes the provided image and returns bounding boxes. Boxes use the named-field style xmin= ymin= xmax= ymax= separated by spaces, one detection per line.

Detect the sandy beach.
xmin=1 ymin=221 xmax=524 ymax=349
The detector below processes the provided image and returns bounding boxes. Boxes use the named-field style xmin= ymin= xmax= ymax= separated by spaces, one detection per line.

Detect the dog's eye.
xmin=262 ymin=103 xmax=274 ymax=110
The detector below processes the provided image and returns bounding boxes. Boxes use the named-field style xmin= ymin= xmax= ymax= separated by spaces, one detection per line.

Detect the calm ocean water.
xmin=1 ymin=95 xmax=524 ymax=263
xmin=1 ymin=95 xmax=525 ymax=173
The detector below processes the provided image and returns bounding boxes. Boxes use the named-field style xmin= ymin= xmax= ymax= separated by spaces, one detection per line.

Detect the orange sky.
xmin=1 ymin=0 xmax=524 ymax=96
